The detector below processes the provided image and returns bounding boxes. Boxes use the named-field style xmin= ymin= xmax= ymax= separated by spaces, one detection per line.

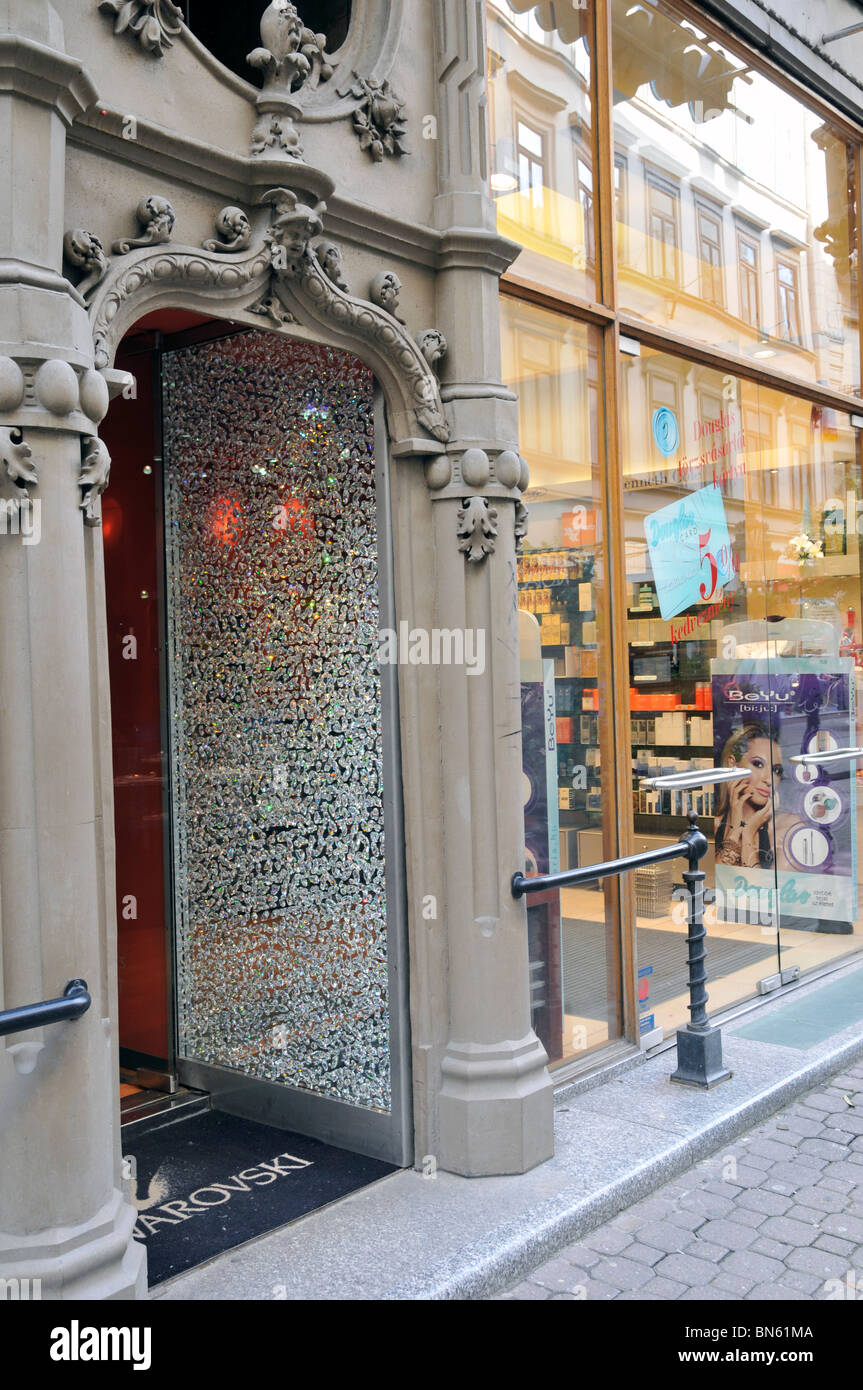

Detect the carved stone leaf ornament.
xmin=457 ymin=496 xmax=498 ymax=563
xmin=514 ymin=500 xmax=529 ymax=553
xmin=0 ymin=427 xmax=37 ymax=489
xmin=249 ymin=292 xmax=298 ymax=326
xmin=80 ymin=436 xmax=111 ymax=525
xmin=369 ymin=270 xmax=405 ymax=324
xmin=251 ymin=113 xmax=303 ymax=160
xmin=98 ymin=0 xmax=183 ymax=57
xmin=349 ymin=75 xmax=408 ymax=161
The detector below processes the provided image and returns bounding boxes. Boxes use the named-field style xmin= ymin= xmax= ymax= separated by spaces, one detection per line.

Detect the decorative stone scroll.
xmin=112 ymin=197 xmax=176 ymax=254
xmin=89 ymin=242 xmax=273 ymax=369
xmin=202 ymin=208 xmax=252 ymax=254
xmin=87 ymin=182 xmax=450 ymax=445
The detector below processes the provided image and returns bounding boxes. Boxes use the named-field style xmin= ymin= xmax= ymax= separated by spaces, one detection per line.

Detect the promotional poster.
xmin=521 ymin=658 xmax=560 ymax=876
xmin=711 ymin=658 xmax=857 ymax=930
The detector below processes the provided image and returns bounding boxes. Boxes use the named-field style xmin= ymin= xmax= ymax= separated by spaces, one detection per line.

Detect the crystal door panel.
xmin=162 ymin=332 xmax=390 ymax=1111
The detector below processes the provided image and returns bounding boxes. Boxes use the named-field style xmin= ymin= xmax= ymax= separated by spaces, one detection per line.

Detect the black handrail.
xmin=513 ymin=812 xmax=731 ymax=1091
xmin=0 ymin=979 xmax=91 ymax=1038
xmin=512 ymin=829 xmax=704 ymax=898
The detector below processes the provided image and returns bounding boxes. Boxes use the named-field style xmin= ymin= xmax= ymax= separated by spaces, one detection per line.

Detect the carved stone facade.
xmin=0 ymin=0 xmax=546 ymax=1304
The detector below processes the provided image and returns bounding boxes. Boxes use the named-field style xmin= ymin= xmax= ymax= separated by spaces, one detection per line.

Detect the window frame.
xmin=645 ymin=167 xmax=682 ymax=286
xmin=736 ymin=226 xmax=761 ymax=330
xmin=492 ymin=0 xmax=863 ymax=1076
xmin=694 ymin=196 xmax=725 ymax=308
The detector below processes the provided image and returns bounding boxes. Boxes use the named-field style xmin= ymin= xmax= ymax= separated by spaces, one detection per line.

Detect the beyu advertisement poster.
xmin=521 ymin=658 xmax=560 ymax=877
xmin=711 ymin=659 xmax=857 ymax=932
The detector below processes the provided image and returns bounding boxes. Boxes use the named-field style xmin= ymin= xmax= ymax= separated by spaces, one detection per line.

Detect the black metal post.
xmin=670 ymin=813 xmax=732 ymax=1089
xmin=0 ymin=978 xmax=91 ymax=1038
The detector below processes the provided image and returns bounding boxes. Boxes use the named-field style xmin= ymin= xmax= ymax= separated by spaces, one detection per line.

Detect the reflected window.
xmin=576 ymin=156 xmax=595 ymax=269
xmin=647 ymin=172 xmax=680 ymax=284
xmin=518 ymin=120 xmax=547 ymax=211
xmin=487 ymin=0 xmax=595 ymax=300
xmin=737 ymin=229 xmax=761 ymax=328
xmin=776 ymin=256 xmax=802 ymax=344
xmin=611 ymin=0 xmax=859 ymax=394
xmin=696 ymin=200 xmax=724 ymax=306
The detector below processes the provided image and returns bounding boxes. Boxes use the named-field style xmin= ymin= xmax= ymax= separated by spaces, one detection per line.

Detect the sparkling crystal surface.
xmin=162 ymin=332 xmax=390 ymax=1110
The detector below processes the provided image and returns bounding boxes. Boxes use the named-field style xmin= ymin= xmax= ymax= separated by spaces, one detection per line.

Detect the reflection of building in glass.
xmin=488 ymin=0 xmax=860 ymax=395
xmin=496 ymin=0 xmax=863 ymax=1072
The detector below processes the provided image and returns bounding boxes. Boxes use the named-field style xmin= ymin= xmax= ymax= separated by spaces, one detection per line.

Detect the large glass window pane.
xmin=612 ymin=0 xmax=860 ymax=396
xmin=487 ymin=1 xmax=596 ymax=301
xmin=501 ymin=298 xmax=620 ymax=1066
xmin=752 ymin=396 xmax=863 ymax=979
xmin=621 ymin=345 xmax=783 ymax=1036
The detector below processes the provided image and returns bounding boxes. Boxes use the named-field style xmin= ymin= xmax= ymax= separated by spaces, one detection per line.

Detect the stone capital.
xmin=0 ymin=36 xmax=98 ymax=125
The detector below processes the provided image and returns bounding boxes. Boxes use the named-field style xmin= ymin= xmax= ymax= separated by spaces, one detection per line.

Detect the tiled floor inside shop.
xmin=558 ymin=885 xmax=860 ymax=1060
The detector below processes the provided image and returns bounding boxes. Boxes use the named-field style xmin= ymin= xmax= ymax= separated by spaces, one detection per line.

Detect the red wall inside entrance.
xmin=101 ymin=343 xmax=169 ymax=1062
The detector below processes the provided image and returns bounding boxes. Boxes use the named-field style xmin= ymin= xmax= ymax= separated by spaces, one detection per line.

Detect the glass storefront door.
xmin=504 ymin=296 xmax=628 ymax=1069
xmin=106 ymin=322 xmax=411 ymax=1164
xmin=622 ymin=347 xmax=863 ymax=1038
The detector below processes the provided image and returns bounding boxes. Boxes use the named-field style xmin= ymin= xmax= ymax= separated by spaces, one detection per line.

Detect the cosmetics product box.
xmin=556 ymin=716 xmax=574 ymax=745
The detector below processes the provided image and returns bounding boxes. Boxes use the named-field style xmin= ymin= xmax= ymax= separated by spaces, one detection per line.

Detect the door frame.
xmin=144 ymin=322 xmax=413 ymax=1166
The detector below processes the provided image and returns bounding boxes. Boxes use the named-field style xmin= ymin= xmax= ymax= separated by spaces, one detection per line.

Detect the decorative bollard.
xmin=670 ymin=811 xmax=732 ymax=1089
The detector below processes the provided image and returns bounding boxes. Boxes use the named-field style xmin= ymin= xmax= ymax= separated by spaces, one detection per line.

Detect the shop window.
xmin=646 ymin=172 xmax=680 ymax=285
xmin=695 ymin=200 xmax=724 ymax=307
xmin=183 ymin=2 xmax=351 ymax=83
xmin=737 ymin=229 xmax=760 ymax=329
xmin=776 ymin=256 xmax=802 ymax=344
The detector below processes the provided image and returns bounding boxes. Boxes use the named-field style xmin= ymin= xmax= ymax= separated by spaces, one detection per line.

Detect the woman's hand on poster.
xmin=721 ymin=771 xmax=771 ymax=867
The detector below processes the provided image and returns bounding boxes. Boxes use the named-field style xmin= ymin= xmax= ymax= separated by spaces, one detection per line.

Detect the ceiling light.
xmin=490 ymin=172 xmax=518 ymax=192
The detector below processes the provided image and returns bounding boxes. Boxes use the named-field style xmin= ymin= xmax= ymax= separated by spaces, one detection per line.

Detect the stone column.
xmin=429 ymin=0 xmax=554 ymax=1175
xmin=0 ymin=6 xmax=145 ymax=1298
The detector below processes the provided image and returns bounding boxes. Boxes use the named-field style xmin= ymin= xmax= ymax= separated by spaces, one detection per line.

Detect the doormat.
xmin=123 ymin=1109 xmax=397 ymax=1286
xmin=732 ymin=969 xmax=863 ymax=1051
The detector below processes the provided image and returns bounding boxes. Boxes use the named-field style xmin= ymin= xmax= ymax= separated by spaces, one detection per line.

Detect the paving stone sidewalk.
xmin=498 ymin=1058 xmax=863 ymax=1301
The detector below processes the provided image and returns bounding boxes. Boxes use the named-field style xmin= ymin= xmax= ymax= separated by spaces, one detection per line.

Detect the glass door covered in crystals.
xmin=162 ymin=331 xmax=393 ymax=1129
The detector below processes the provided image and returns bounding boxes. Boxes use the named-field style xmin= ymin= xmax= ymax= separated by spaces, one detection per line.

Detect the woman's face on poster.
xmin=727 ymin=737 xmax=783 ymax=807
